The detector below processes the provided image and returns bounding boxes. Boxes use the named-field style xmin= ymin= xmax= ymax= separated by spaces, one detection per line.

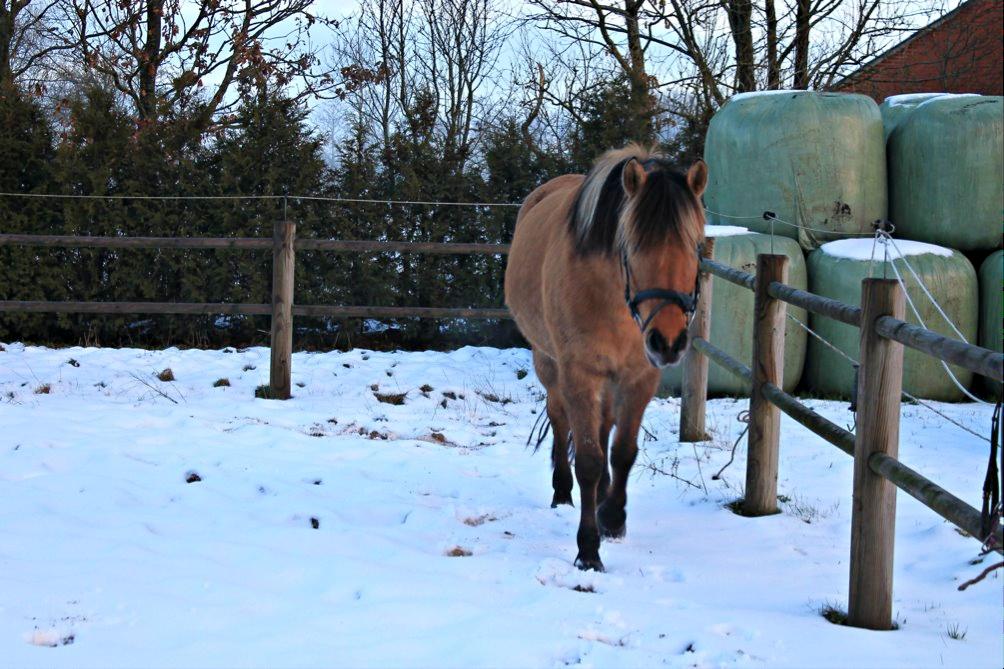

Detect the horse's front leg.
xmin=598 ymin=373 xmax=658 ymax=539
xmin=561 ymin=367 xmax=605 ymax=571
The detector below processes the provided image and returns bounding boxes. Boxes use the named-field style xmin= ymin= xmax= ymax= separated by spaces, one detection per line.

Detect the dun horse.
xmin=504 ymin=145 xmax=708 ymax=571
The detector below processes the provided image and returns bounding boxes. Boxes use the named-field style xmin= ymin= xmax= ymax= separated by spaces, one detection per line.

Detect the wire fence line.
xmin=0 ymin=191 xmax=524 ymax=208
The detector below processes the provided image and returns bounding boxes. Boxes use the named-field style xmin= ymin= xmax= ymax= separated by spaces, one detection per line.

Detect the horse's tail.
xmin=526 ymin=402 xmax=552 ymax=453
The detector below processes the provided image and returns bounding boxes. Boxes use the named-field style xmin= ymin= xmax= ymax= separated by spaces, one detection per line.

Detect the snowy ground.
xmin=0 ymin=343 xmax=1000 ymax=669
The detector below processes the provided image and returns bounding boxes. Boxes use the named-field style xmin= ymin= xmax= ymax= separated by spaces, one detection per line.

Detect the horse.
xmin=504 ymin=145 xmax=707 ymax=572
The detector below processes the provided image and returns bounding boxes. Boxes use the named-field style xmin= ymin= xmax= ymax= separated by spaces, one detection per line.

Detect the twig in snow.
xmin=712 ymin=410 xmax=750 ymax=481
xmin=957 ymin=561 xmax=1003 ymax=591
xmin=129 ymin=372 xmax=179 ymax=404
xmin=639 ymin=456 xmax=702 ymax=490
xmin=691 ymin=442 xmax=708 ymax=495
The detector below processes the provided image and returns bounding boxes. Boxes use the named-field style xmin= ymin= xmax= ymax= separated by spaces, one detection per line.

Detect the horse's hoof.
xmin=597 ymin=501 xmax=626 ymax=539
xmin=599 ymin=523 xmax=625 ymax=539
xmin=551 ymin=491 xmax=574 ymax=508
xmin=574 ymin=554 xmax=605 ymax=572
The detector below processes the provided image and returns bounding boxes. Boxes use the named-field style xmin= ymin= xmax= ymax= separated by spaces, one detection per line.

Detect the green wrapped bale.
xmin=879 ymin=93 xmax=948 ymax=142
xmin=659 ymin=227 xmax=807 ymax=397
xmin=888 ymin=95 xmax=1003 ymax=251
xmin=979 ymin=250 xmax=1002 ymax=399
xmin=804 ymin=239 xmax=978 ymax=401
xmin=704 ymin=91 xmax=887 ymax=250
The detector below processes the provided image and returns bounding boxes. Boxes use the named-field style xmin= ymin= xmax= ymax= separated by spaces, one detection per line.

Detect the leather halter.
xmin=622 ymin=244 xmax=702 ymax=333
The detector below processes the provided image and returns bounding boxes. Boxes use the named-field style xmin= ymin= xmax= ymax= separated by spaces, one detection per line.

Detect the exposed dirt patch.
xmin=445 ymin=546 xmax=472 ymax=557
xmin=156 ymin=368 xmax=175 ymax=382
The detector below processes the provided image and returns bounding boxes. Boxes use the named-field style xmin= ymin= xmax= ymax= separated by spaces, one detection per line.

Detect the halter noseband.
xmin=622 ymin=244 xmax=702 ymax=333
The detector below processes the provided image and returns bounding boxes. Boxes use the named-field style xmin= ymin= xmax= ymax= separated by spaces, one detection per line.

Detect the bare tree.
xmin=0 ymin=0 xmax=73 ymax=91
xmin=526 ymin=0 xmax=662 ymax=141
xmin=53 ymin=0 xmax=339 ymax=127
xmin=523 ymin=0 xmax=953 ymax=149
xmin=329 ymin=0 xmax=509 ymax=171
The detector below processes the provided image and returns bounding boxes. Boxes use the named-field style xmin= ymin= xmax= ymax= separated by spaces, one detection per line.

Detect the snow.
xmin=915 ymin=94 xmax=982 ymax=110
xmin=820 ymin=238 xmax=954 ymax=261
xmin=883 ymin=93 xmax=947 ymax=108
xmin=729 ymin=90 xmax=802 ymax=102
xmin=1 ymin=343 xmax=1000 ymax=668
xmin=705 ymin=225 xmax=751 ymax=237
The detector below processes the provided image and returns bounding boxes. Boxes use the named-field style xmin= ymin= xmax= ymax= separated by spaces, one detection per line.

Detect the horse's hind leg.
xmin=547 ymin=393 xmax=573 ymax=507
xmin=533 ymin=351 xmax=573 ymax=507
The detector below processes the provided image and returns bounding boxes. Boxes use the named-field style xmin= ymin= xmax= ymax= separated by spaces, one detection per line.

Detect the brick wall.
xmin=832 ymin=0 xmax=1003 ymax=102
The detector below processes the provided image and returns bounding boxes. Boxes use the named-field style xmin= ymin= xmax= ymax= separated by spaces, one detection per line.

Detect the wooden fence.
xmin=4 ymin=227 xmax=1002 ymax=628
xmin=0 ymin=224 xmax=511 ymax=399
xmin=680 ymin=248 xmax=1004 ymax=631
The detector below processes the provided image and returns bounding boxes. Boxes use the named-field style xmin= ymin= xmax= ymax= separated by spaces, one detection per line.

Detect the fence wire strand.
xmin=0 ymin=191 xmax=523 ymax=207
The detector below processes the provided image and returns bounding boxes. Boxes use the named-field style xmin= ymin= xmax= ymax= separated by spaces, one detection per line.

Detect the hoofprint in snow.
xmin=0 ymin=344 xmax=1000 ymax=669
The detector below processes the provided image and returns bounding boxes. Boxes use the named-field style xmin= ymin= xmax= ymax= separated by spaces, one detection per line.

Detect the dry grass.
xmin=374 ymin=391 xmax=407 ymax=405
xmin=213 ymin=378 xmax=231 ymax=388
xmin=462 ymin=514 xmax=497 ymax=527
xmin=34 ymin=383 xmax=51 ymax=395
xmin=477 ymin=390 xmax=513 ymax=405
xmin=445 ymin=546 xmax=472 ymax=557
xmin=255 ymin=384 xmax=277 ymax=399
xmin=819 ymin=603 xmax=848 ymax=626
xmin=156 ymin=368 xmax=175 ymax=382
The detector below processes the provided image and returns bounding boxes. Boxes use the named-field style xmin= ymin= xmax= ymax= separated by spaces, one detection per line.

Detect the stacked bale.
xmin=704 ymin=91 xmax=886 ymax=250
xmin=979 ymin=250 xmax=1003 ymax=399
xmin=888 ymin=96 xmax=1003 ymax=251
xmin=803 ymin=239 xmax=978 ymax=401
xmin=659 ymin=227 xmax=807 ymax=397
xmin=878 ymin=93 xmax=947 ymax=141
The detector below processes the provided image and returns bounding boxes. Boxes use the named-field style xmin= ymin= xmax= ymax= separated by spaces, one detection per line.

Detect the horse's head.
xmin=619 ymin=157 xmax=707 ymax=368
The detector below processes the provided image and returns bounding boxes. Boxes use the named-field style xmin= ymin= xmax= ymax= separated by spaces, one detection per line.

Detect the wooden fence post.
xmin=681 ymin=239 xmax=716 ymax=442
xmin=848 ymin=279 xmax=905 ymax=630
xmin=744 ymin=254 xmax=788 ymax=516
xmin=269 ymin=219 xmax=296 ymax=400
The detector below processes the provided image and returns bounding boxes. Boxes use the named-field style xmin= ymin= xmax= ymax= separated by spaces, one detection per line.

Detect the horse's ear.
xmin=622 ymin=158 xmax=646 ymax=197
xmin=687 ymin=160 xmax=708 ymax=197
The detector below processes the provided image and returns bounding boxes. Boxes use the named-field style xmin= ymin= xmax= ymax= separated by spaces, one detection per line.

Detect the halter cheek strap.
xmin=622 ymin=246 xmax=702 ymax=333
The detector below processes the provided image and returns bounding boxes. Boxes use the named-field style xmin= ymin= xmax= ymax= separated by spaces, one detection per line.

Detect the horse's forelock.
xmin=570 ymin=144 xmax=652 ymax=255
xmin=619 ymin=162 xmax=705 ymax=255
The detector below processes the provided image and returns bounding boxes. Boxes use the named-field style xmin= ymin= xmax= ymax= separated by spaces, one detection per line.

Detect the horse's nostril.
xmin=671 ymin=330 xmax=689 ymax=355
xmin=647 ymin=330 xmax=668 ymax=355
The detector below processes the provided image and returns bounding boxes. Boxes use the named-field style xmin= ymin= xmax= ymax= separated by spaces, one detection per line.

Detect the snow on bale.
xmin=804 ymin=239 xmax=978 ymax=401
xmin=888 ymin=95 xmax=1003 ymax=251
xmin=879 ymin=93 xmax=949 ymax=142
xmin=704 ymin=91 xmax=886 ymax=250
xmin=659 ymin=226 xmax=807 ymax=397
xmin=979 ymin=250 xmax=1002 ymax=399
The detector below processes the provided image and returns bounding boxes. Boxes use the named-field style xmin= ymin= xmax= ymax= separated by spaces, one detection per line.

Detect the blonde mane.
xmin=570 ymin=144 xmax=704 ymax=256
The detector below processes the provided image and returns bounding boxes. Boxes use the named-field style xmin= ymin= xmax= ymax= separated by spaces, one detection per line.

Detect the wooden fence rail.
xmin=0 ymin=229 xmax=513 ymax=399
xmin=686 ymin=250 xmax=1003 ymax=631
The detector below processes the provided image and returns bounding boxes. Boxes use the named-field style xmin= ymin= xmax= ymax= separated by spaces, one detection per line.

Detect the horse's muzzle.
xmin=645 ymin=329 xmax=689 ymax=368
